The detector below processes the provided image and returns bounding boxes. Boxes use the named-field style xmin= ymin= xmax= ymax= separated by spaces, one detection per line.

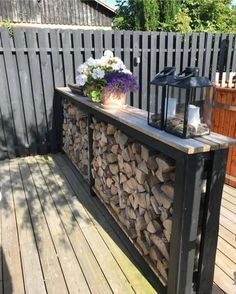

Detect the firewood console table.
xmin=55 ymin=87 xmax=236 ymax=294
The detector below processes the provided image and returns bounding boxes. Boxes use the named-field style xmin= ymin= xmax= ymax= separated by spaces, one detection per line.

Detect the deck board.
xmin=0 ymin=154 xmax=157 ymax=294
xmin=0 ymin=153 xmax=236 ymax=293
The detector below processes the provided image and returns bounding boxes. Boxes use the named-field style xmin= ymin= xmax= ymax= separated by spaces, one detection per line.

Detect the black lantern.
xmin=148 ymin=67 xmax=176 ymax=130
xmin=163 ymin=67 xmax=214 ymax=138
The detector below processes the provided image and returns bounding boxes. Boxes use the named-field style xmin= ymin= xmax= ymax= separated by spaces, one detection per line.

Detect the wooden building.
xmin=0 ymin=0 xmax=116 ymax=27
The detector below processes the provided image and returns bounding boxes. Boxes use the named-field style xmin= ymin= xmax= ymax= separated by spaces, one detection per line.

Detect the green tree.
xmin=113 ymin=0 xmax=159 ymax=31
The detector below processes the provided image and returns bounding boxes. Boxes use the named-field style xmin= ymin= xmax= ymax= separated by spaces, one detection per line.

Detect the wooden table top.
xmin=56 ymin=87 xmax=236 ymax=154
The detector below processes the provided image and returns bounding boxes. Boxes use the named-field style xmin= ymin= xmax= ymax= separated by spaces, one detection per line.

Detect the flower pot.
xmin=101 ymin=91 xmax=126 ymax=110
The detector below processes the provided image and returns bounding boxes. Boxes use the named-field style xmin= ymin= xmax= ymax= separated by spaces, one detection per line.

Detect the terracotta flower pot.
xmin=101 ymin=91 xmax=126 ymax=110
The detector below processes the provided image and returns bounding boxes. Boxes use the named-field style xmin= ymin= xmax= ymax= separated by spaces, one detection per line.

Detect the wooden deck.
xmin=0 ymin=153 xmax=235 ymax=294
xmin=0 ymin=153 xmax=160 ymax=294
xmin=214 ymin=184 xmax=236 ymax=293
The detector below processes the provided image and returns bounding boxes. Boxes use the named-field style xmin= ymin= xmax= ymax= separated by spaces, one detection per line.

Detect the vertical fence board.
xmin=50 ymin=29 xmax=64 ymax=87
xmin=149 ymin=32 xmax=157 ymax=111
xmin=225 ymin=34 xmax=234 ymax=82
xmin=124 ymin=31 xmax=131 ymax=105
xmin=14 ymin=28 xmax=37 ymax=155
xmin=204 ymin=33 xmax=213 ymax=78
xmin=198 ymin=33 xmax=205 ymax=76
xmin=190 ymin=33 xmax=198 ymax=68
xmin=211 ymin=34 xmax=220 ymax=82
xmin=83 ymin=30 xmax=93 ymax=60
xmin=93 ymin=30 xmax=103 ymax=59
xmin=61 ymin=30 xmax=74 ymax=84
xmin=114 ymin=31 xmax=122 ymax=59
xmin=25 ymin=28 xmax=48 ymax=153
xmin=73 ymin=30 xmax=83 ymax=78
xmin=38 ymin=29 xmax=55 ymax=152
xmin=1 ymin=28 xmax=28 ymax=156
xmin=132 ymin=31 xmax=140 ymax=108
xmin=167 ymin=32 xmax=174 ymax=67
xmin=231 ymin=36 xmax=236 ymax=72
xmin=0 ymin=47 xmax=16 ymax=158
xmin=141 ymin=32 xmax=149 ymax=111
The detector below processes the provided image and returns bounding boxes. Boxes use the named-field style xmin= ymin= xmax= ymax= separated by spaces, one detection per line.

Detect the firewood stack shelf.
xmin=56 ymin=87 xmax=236 ymax=294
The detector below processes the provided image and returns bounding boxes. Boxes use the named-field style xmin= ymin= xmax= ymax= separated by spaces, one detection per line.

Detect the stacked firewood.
xmin=90 ymin=118 xmax=175 ymax=285
xmin=63 ymin=100 xmax=89 ymax=180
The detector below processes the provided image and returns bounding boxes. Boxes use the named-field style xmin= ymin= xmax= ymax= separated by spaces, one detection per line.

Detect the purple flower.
xmin=104 ymin=71 xmax=139 ymax=94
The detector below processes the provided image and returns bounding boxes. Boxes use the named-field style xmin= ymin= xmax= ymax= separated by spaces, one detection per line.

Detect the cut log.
xmin=127 ymin=177 xmax=138 ymax=191
xmin=123 ymin=162 xmax=133 ymax=178
xmin=126 ymin=207 xmax=136 ymax=220
xmin=111 ymin=144 xmax=119 ymax=154
xmin=110 ymin=202 xmax=120 ymax=215
xmin=119 ymin=173 xmax=127 ymax=184
xmin=156 ymin=169 xmax=170 ymax=183
xmin=131 ymin=143 xmax=141 ymax=154
xmin=147 ymin=156 xmax=158 ymax=171
xmin=163 ymin=218 xmax=172 ymax=233
xmin=111 ymin=185 xmax=118 ymax=196
xmin=137 ymin=184 xmax=146 ymax=193
xmin=109 ymin=164 xmax=119 ymax=175
xmin=150 ymin=196 xmax=160 ymax=215
xmin=147 ymin=174 xmax=159 ymax=189
xmin=107 ymin=153 xmax=118 ymax=163
xmin=161 ymin=182 xmax=175 ymax=199
xmin=107 ymin=124 xmax=116 ymax=135
xmin=135 ymin=169 xmax=146 ymax=185
xmin=147 ymin=221 xmax=158 ymax=234
xmin=106 ymin=178 xmax=113 ymax=188
xmin=150 ymin=234 xmax=169 ymax=260
xmin=137 ymin=193 xmax=147 ymax=209
xmin=138 ymin=161 xmax=149 ymax=175
xmin=128 ymin=145 xmax=135 ymax=161
xmin=143 ymin=230 xmax=152 ymax=246
xmin=135 ymin=215 xmax=146 ymax=231
xmin=149 ymin=246 xmax=163 ymax=261
xmin=156 ymin=154 xmax=175 ymax=173
xmin=151 ymin=184 xmax=173 ymax=209
xmin=141 ymin=145 xmax=149 ymax=162
xmin=156 ymin=260 xmax=168 ymax=281
xmin=122 ymin=148 xmax=130 ymax=162
xmin=136 ymin=237 xmax=150 ymax=255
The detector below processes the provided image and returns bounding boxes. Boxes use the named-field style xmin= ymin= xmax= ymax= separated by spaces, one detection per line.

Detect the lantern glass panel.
xmin=164 ymin=85 xmax=214 ymax=138
xmin=148 ymin=85 xmax=165 ymax=129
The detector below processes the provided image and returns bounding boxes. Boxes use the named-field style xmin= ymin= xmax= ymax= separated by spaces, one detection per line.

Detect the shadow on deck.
xmin=0 ymin=153 xmax=235 ymax=293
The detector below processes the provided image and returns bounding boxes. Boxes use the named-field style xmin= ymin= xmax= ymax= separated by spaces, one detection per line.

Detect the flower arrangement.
xmin=76 ymin=50 xmax=138 ymax=103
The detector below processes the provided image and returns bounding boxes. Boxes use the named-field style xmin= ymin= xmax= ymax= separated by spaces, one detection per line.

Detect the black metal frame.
xmin=55 ymin=89 xmax=229 ymax=294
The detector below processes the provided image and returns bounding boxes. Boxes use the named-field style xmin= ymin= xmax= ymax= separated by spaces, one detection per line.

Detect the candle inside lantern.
xmin=165 ymin=97 xmax=177 ymax=119
xmin=188 ymin=104 xmax=201 ymax=128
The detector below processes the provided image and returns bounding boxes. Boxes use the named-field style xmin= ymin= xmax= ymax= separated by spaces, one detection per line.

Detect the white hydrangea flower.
xmin=104 ymin=50 xmax=114 ymax=58
xmin=92 ymin=68 xmax=105 ymax=79
xmin=76 ymin=74 xmax=88 ymax=86
xmin=122 ymin=69 xmax=132 ymax=75
xmin=86 ymin=57 xmax=97 ymax=67
xmin=77 ymin=63 xmax=88 ymax=74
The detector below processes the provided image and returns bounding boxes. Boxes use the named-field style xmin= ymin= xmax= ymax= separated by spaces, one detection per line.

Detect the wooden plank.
xmin=73 ymin=30 xmax=83 ymax=75
xmin=61 ymin=30 xmax=74 ymax=84
xmin=0 ymin=161 xmax=25 ymax=294
xmin=9 ymin=160 xmax=46 ymax=294
xmin=167 ymin=32 xmax=174 ymax=67
xmin=218 ymin=225 xmax=236 ymax=249
xmin=190 ymin=33 xmax=198 ymax=68
xmin=211 ymin=34 xmax=220 ymax=81
xmin=26 ymin=157 xmax=90 ymax=294
xmin=0 ymin=160 xmax=3 ymax=292
xmin=13 ymin=28 xmax=37 ymax=155
xmin=35 ymin=156 xmax=113 ymax=294
xmin=221 ymin=198 xmax=236 ymax=214
xmin=197 ymin=33 xmax=206 ymax=76
xmin=141 ymin=32 xmax=149 ymax=111
xmin=220 ymin=215 xmax=236 ymax=236
xmin=223 ymin=191 xmax=236 ymax=205
xmin=83 ymin=29 xmax=93 ymax=61
xmin=215 ymin=250 xmax=236 ymax=281
xmin=0 ymin=39 xmax=16 ymax=158
xmin=225 ymin=34 xmax=234 ymax=82
xmin=132 ymin=31 xmax=140 ymax=108
xmin=104 ymin=30 xmax=113 ymax=51
xmin=50 ymin=29 xmax=64 ymax=87
xmin=220 ymin=206 xmax=236 ymax=224
xmin=18 ymin=158 xmax=69 ymax=294
xmin=231 ymin=36 xmax=236 ymax=75
xmin=114 ymin=31 xmax=122 ymax=59
xmin=25 ymin=28 xmax=48 ymax=154
xmin=204 ymin=32 xmax=213 ymax=78
xmin=149 ymin=32 xmax=157 ymax=114
xmin=93 ymin=30 xmax=103 ymax=59
xmin=175 ymin=33 xmax=182 ymax=73
xmin=224 ymin=184 xmax=236 ymax=197
xmin=38 ymin=29 xmax=55 ymax=152
xmin=214 ymin=265 xmax=236 ymax=294
xmin=182 ymin=33 xmax=190 ymax=70
xmin=124 ymin=31 xmax=131 ymax=105
xmin=1 ymin=28 xmax=28 ymax=156
xmin=51 ymin=154 xmax=159 ymax=293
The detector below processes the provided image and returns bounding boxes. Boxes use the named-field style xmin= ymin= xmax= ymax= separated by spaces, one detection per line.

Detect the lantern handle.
xmin=175 ymin=72 xmax=194 ymax=81
xmin=154 ymin=67 xmax=176 ymax=78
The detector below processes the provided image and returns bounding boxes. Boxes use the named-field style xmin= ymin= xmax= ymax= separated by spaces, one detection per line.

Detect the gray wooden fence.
xmin=0 ymin=0 xmax=114 ymax=26
xmin=0 ymin=27 xmax=235 ymax=159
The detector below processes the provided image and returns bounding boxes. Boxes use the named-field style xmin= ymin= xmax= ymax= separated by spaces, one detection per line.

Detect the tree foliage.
xmin=113 ymin=0 xmax=236 ymax=33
